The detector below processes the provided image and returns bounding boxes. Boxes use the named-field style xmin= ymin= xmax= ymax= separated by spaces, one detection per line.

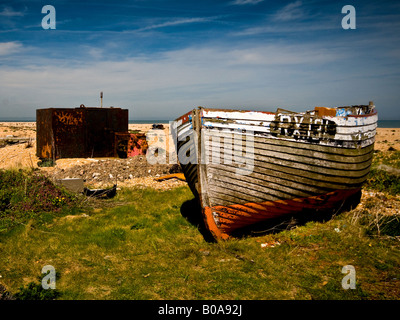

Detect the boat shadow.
xmin=231 ymin=209 xmax=343 ymax=238
xmin=180 ymin=190 xmax=361 ymax=241
xmin=180 ymin=198 xmax=217 ymax=243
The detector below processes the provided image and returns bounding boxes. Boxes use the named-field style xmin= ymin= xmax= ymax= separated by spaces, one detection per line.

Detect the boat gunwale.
xmin=200 ymin=106 xmax=377 ymax=118
xmin=174 ymin=106 xmax=377 ymax=129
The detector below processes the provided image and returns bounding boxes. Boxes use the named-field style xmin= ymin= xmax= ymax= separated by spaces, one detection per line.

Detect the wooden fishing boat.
xmin=173 ymin=102 xmax=378 ymax=240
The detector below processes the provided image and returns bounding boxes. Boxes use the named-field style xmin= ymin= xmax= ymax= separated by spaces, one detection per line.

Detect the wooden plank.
xmin=208 ymin=173 xmax=312 ymax=200
xmin=202 ymin=109 xmax=276 ymax=122
xmin=205 ymin=142 xmax=372 ymax=172
xmin=178 ymin=141 xmax=371 ymax=200
xmin=204 ymin=129 xmax=375 ymax=157
xmin=196 ymin=107 xmax=212 ymax=211
xmin=208 ymin=184 xmax=278 ymax=205
xmin=207 ymin=163 xmax=364 ymax=191
xmin=202 ymin=117 xmax=377 ymax=134
xmin=202 ymin=108 xmax=378 ymax=126
xmin=204 ymin=132 xmax=374 ymax=164
xmin=204 ymin=144 xmax=372 ymax=178
xmin=208 ymin=165 xmax=330 ymax=194
xmin=205 ymin=127 xmax=375 ymax=152
xmin=207 ymin=152 xmax=370 ymax=181
xmin=201 ymin=108 xmax=377 ymax=149
xmin=207 ymin=167 xmax=363 ymax=208
xmin=203 ymin=120 xmax=376 ymax=142
xmin=205 ymin=158 xmax=369 ymax=206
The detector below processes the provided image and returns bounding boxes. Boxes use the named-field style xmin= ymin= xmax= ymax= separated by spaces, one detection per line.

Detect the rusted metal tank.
xmin=36 ymin=106 xmax=128 ymax=160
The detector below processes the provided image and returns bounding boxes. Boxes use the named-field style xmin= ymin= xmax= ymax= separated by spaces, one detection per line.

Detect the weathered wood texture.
xmin=174 ymin=104 xmax=377 ymax=239
xmin=204 ymin=188 xmax=361 ymax=239
xmin=204 ymin=132 xmax=373 ymax=207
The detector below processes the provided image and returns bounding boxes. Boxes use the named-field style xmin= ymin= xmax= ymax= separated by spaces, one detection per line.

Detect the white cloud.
xmin=0 ymin=41 xmax=395 ymax=119
xmin=0 ymin=6 xmax=25 ymax=17
xmin=85 ymin=46 xmax=104 ymax=60
xmin=273 ymin=1 xmax=304 ymax=21
xmin=0 ymin=42 xmax=347 ymax=118
xmin=165 ymin=44 xmax=340 ymax=67
xmin=136 ymin=17 xmax=212 ymax=32
xmin=232 ymin=20 xmax=335 ymax=36
xmin=0 ymin=41 xmax=22 ymax=56
xmin=231 ymin=0 xmax=264 ymax=5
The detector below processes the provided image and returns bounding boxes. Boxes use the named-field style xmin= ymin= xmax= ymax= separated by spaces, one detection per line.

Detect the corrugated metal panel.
xmin=36 ymin=107 xmax=128 ymax=159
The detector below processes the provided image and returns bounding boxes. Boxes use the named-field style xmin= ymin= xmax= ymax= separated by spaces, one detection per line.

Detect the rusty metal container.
xmin=36 ymin=106 xmax=128 ymax=160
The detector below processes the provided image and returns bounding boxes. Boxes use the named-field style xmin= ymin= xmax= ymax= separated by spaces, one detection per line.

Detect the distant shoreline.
xmin=378 ymin=120 xmax=400 ymax=128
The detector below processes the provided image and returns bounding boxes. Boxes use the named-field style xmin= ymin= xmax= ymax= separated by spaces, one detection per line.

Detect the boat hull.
xmin=173 ymin=104 xmax=378 ymax=240
xmin=204 ymin=188 xmax=361 ymax=239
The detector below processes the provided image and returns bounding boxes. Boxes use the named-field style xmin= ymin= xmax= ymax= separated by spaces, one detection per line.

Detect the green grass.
xmin=0 ymin=169 xmax=82 ymax=233
xmin=0 ymin=183 xmax=399 ymax=300
xmin=372 ymin=150 xmax=400 ymax=170
xmin=1 ymin=151 xmax=400 ymax=300
xmin=364 ymin=150 xmax=400 ymax=194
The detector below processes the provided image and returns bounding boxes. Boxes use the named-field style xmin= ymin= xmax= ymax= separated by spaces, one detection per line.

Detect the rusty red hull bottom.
xmin=203 ymin=188 xmax=361 ymax=240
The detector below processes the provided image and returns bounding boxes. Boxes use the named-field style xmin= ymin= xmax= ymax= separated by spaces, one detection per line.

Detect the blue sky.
xmin=0 ymin=0 xmax=399 ymax=120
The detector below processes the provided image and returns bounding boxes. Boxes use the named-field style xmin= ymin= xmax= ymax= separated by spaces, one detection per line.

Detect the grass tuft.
xmin=0 ymin=169 xmax=82 ymax=233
